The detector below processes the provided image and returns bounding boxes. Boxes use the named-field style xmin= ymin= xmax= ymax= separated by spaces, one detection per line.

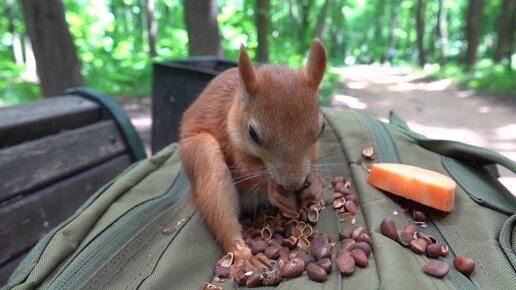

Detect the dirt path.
xmin=118 ymin=65 xmax=515 ymax=193
xmin=330 ymin=65 xmax=515 ymax=193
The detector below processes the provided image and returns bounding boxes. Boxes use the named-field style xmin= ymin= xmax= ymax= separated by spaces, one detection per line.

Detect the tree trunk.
xmin=146 ymin=0 xmax=157 ymax=57
xmin=388 ymin=0 xmax=399 ymax=49
xmin=493 ymin=0 xmax=515 ymax=63
xmin=329 ymin=0 xmax=346 ymax=59
xmin=298 ymin=0 xmax=313 ymax=53
xmin=288 ymin=0 xmax=301 ymax=26
xmin=373 ymin=0 xmax=385 ymax=46
xmin=134 ymin=0 xmax=145 ymax=51
xmin=123 ymin=5 xmax=132 ymax=33
xmin=300 ymin=0 xmax=312 ymax=33
xmin=464 ymin=0 xmax=483 ymax=70
xmin=20 ymin=0 xmax=84 ymax=97
xmin=436 ymin=0 xmax=447 ymax=66
xmin=163 ymin=1 xmax=170 ymax=20
xmin=416 ymin=0 xmax=426 ymax=67
xmin=6 ymin=0 xmax=24 ymax=65
xmin=183 ymin=0 xmax=223 ymax=56
xmin=256 ymin=0 xmax=269 ymax=63
xmin=383 ymin=0 xmax=399 ymax=64
xmin=313 ymin=0 xmax=332 ymax=39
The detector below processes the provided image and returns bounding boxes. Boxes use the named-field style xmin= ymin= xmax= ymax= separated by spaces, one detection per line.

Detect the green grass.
xmin=0 ymin=80 xmax=41 ymax=106
xmin=82 ymin=60 xmax=152 ymax=99
xmin=0 ymin=59 xmax=341 ymax=106
xmin=0 ymin=61 xmax=152 ymax=106
xmin=4 ymin=59 xmax=511 ymax=107
xmin=421 ymin=59 xmax=516 ymax=98
xmin=0 ymin=62 xmax=41 ymax=105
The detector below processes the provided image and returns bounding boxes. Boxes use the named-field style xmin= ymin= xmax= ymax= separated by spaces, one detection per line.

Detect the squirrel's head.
xmin=230 ymin=39 xmax=327 ymax=191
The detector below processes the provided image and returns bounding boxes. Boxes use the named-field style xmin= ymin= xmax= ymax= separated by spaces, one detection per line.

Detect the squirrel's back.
xmin=179 ymin=68 xmax=239 ymax=157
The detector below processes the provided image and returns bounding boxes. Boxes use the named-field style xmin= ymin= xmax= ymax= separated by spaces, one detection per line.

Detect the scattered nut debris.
xmin=362 ymin=146 xmax=375 ymax=159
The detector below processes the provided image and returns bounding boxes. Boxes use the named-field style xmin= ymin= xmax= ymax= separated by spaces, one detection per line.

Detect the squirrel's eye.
xmin=319 ymin=122 xmax=325 ymax=137
xmin=248 ymin=125 xmax=260 ymax=144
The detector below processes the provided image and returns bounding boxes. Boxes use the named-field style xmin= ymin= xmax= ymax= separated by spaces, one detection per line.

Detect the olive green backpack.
xmin=4 ymin=108 xmax=516 ymax=290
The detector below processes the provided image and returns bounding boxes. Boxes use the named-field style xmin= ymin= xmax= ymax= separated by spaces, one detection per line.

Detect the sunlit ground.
xmin=332 ymin=65 xmax=516 ymax=195
xmin=117 ymin=98 xmax=153 ymax=157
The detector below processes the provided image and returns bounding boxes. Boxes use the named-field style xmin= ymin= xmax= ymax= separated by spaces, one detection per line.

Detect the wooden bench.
xmin=0 ymin=88 xmax=146 ymax=285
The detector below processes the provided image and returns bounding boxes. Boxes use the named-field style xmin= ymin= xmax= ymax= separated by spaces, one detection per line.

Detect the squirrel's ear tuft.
xmin=239 ymin=44 xmax=258 ymax=96
xmin=305 ymin=39 xmax=327 ymax=89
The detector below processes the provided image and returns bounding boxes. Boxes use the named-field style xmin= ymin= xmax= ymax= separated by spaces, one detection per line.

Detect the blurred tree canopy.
xmin=0 ymin=0 xmax=514 ymax=104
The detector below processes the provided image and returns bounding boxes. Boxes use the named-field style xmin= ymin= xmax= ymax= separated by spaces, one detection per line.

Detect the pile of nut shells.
xmin=204 ymin=176 xmax=370 ymax=288
xmin=325 ymin=177 xmax=359 ymax=222
xmin=379 ymin=215 xmax=475 ymax=278
xmin=215 ymin=201 xmax=335 ymax=287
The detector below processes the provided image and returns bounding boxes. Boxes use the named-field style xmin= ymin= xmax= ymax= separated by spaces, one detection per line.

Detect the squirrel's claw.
xmin=267 ymin=183 xmax=298 ymax=216
xmin=298 ymin=172 xmax=324 ymax=205
xmin=229 ymin=239 xmax=252 ymax=266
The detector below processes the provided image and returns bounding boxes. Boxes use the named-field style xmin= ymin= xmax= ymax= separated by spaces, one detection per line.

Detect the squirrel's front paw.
xmin=228 ymin=239 xmax=252 ymax=266
xmin=267 ymin=185 xmax=298 ymax=217
xmin=298 ymin=172 xmax=324 ymax=205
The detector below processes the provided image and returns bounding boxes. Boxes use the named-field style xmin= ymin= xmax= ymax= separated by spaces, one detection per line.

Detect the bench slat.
xmin=0 ymin=120 xmax=127 ymax=203
xmin=0 ymin=96 xmax=101 ymax=147
xmin=0 ymin=155 xmax=132 ymax=266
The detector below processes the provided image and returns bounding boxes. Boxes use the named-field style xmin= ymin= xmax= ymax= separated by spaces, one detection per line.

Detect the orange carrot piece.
xmin=367 ymin=163 xmax=456 ymax=212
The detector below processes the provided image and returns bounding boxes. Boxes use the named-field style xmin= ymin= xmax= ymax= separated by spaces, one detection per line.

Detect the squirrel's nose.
xmin=279 ymin=174 xmax=309 ymax=191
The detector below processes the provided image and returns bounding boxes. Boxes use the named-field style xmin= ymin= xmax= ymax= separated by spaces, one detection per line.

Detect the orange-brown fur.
xmin=179 ymin=40 xmax=327 ymax=261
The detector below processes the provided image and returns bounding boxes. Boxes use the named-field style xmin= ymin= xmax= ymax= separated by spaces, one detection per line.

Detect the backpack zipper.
xmin=363 ymin=116 xmax=478 ymax=290
xmin=46 ymin=170 xmax=192 ymax=289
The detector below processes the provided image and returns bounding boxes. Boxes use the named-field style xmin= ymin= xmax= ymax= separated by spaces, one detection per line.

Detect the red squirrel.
xmin=179 ymin=39 xmax=327 ymax=262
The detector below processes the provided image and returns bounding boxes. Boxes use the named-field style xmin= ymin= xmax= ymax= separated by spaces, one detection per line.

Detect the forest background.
xmin=0 ymin=0 xmax=514 ymax=105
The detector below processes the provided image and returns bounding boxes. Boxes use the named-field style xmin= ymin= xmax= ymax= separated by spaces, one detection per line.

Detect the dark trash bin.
xmin=151 ymin=56 xmax=237 ymax=154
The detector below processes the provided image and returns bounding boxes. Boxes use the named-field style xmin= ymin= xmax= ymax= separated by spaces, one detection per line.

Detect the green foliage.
xmin=219 ymin=1 xmax=257 ymax=59
xmin=63 ymin=0 xmax=176 ymax=99
xmin=423 ymin=59 xmax=516 ymax=97
xmin=0 ymin=64 xmax=40 ymax=105
xmin=0 ymin=0 xmax=513 ymax=105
